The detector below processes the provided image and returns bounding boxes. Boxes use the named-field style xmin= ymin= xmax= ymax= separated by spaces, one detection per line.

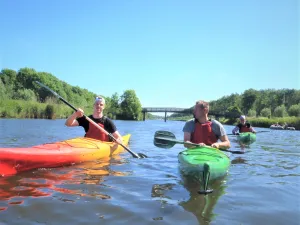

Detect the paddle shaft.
xmin=154 ymin=131 xmax=245 ymax=154
xmin=35 ymin=81 xmax=141 ymax=158
xmin=156 ymin=136 xmax=215 ymax=149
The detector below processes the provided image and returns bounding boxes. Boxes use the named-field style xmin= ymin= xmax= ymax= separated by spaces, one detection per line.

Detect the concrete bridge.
xmin=142 ymin=107 xmax=224 ymax=122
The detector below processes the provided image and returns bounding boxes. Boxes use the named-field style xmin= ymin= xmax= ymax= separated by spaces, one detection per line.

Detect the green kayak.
xmin=178 ymin=146 xmax=231 ymax=194
xmin=237 ymin=132 xmax=256 ymax=145
xmin=153 ymin=130 xmax=232 ymax=194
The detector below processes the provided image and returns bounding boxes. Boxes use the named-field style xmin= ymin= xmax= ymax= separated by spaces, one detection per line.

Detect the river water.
xmin=0 ymin=119 xmax=299 ymax=225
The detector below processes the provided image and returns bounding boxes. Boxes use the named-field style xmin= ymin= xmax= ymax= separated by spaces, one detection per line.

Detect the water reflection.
xmin=150 ymin=170 xmax=227 ymax=225
xmin=178 ymin=171 xmax=227 ymax=225
xmin=0 ymin=156 xmax=128 ymax=212
xmin=231 ymin=157 xmax=248 ymax=165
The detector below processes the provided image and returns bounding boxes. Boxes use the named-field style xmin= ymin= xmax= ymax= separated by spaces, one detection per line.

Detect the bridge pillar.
xmin=164 ymin=111 xmax=167 ymax=122
xmin=143 ymin=112 xmax=146 ymax=121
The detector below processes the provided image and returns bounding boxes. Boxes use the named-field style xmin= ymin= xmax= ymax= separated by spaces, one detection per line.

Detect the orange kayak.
xmin=0 ymin=134 xmax=131 ymax=176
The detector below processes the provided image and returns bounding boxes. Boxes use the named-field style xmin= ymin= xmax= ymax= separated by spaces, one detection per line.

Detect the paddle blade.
xmin=154 ymin=131 xmax=176 ymax=139
xmin=137 ymin=153 xmax=148 ymax=158
xmin=153 ymin=137 xmax=176 ymax=149
xmin=154 ymin=131 xmax=177 ymax=149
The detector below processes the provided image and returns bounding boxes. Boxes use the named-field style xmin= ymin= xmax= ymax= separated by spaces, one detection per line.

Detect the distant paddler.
xmin=232 ymin=115 xmax=256 ymax=135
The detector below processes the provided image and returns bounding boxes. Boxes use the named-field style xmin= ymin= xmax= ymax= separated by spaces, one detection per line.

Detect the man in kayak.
xmin=183 ymin=100 xmax=231 ymax=150
xmin=232 ymin=115 xmax=256 ymax=135
xmin=65 ymin=96 xmax=123 ymax=143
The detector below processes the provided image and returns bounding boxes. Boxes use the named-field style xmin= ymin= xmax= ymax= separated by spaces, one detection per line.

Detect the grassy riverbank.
xmin=0 ymin=100 xmax=74 ymax=119
xmin=1 ymin=100 xmax=299 ymax=130
xmin=169 ymin=115 xmax=300 ymax=130
xmin=222 ymin=117 xmax=300 ymax=130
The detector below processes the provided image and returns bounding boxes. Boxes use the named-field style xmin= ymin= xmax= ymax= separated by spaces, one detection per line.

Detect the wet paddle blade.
xmin=154 ymin=130 xmax=176 ymax=139
xmin=137 ymin=153 xmax=148 ymax=158
xmin=154 ymin=136 xmax=176 ymax=149
xmin=154 ymin=131 xmax=180 ymax=149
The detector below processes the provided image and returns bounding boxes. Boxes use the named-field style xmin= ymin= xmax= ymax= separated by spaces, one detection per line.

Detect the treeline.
xmin=209 ymin=89 xmax=300 ymax=118
xmin=0 ymin=68 xmax=146 ymax=120
xmin=169 ymin=89 xmax=300 ymax=129
xmin=170 ymin=89 xmax=300 ymax=119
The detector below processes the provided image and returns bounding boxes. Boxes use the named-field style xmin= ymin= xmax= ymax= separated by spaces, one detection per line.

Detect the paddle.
xmin=227 ymin=131 xmax=270 ymax=136
xmin=154 ymin=130 xmax=245 ymax=154
xmin=35 ymin=81 xmax=147 ymax=159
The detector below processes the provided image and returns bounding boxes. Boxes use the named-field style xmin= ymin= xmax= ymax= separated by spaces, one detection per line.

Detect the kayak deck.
xmin=237 ymin=132 xmax=256 ymax=145
xmin=0 ymin=134 xmax=131 ymax=176
xmin=178 ymin=147 xmax=230 ymax=194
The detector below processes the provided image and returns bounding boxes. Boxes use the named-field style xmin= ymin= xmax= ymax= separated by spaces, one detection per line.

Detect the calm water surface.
xmin=0 ymin=119 xmax=299 ymax=225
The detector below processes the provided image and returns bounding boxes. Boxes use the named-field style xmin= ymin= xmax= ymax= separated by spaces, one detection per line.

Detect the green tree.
xmin=254 ymin=90 xmax=270 ymax=116
xmin=225 ymin=105 xmax=242 ymax=118
xmin=13 ymin=89 xmax=37 ymax=101
xmin=0 ymin=79 xmax=7 ymax=99
xmin=273 ymin=105 xmax=288 ymax=117
xmin=288 ymin=104 xmax=300 ymax=117
xmin=106 ymin=92 xmax=121 ymax=118
xmin=119 ymin=90 xmax=142 ymax=120
xmin=0 ymin=69 xmax=17 ymax=85
xmin=260 ymin=108 xmax=271 ymax=117
xmin=241 ymin=89 xmax=258 ymax=114
xmin=247 ymin=109 xmax=256 ymax=117
xmin=45 ymin=104 xmax=56 ymax=119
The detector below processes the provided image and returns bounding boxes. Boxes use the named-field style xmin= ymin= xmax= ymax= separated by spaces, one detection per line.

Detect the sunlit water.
xmin=0 ymin=119 xmax=299 ymax=225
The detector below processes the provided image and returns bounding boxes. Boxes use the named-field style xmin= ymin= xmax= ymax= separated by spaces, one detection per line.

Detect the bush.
xmin=45 ymin=104 xmax=56 ymax=119
xmin=248 ymin=109 xmax=256 ymax=117
xmin=260 ymin=108 xmax=271 ymax=117
xmin=13 ymin=89 xmax=37 ymax=101
xmin=288 ymin=104 xmax=300 ymax=117
xmin=226 ymin=105 xmax=242 ymax=118
xmin=0 ymin=99 xmax=72 ymax=119
xmin=248 ymin=117 xmax=300 ymax=130
xmin=273 ymin=105 xmax=288 ymax=117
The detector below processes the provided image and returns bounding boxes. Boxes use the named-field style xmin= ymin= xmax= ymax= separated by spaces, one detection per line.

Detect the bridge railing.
xmin=142 ymin=107 xmax=193 ymax=113
xmin=142 ymin=107 xmax=226 ymax=117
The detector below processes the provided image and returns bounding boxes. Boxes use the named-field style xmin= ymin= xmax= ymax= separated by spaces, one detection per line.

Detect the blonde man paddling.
xmin=65 ymin=96 xmax=122 ymax=143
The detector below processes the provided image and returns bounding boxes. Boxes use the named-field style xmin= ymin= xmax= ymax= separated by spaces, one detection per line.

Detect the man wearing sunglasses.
xmin=65 ymin=96 xmax=122 ymax=143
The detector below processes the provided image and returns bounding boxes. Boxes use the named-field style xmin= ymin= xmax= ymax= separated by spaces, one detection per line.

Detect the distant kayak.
xmin=237 ymin=132 xmax=256 ymax=145
xmin=178 ymin=146 xmax=230 ymax=194
xmin=285 ymin=127 xmax=296 ymax=130
xmin=270 ymin=125 xmax=284 ymax=130
xmin=0 ymin=134 xmax=131 ymax=176
xmin=270 ymin=125 xmax=296 ymax=130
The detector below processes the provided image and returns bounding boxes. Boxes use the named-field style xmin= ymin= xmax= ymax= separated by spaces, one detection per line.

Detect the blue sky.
xmin=0 ymin=0 xmax=298 ymax=108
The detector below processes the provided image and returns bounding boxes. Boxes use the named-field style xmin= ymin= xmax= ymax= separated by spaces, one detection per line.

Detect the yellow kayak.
xmin=0 ymin=134 xmax=131 ymax=176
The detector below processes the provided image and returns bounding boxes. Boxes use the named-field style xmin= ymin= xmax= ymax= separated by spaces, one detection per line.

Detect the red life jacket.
xmin=239 ymin=124 xmax=252 ymax=133
xmin=191 ymin=121 xmax=218 ymax=145
xmin=85 ymin=122 xmax=110 ymax=141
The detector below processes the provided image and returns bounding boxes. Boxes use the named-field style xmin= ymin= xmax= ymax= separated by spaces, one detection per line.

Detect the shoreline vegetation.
xmin=1 ymin=99 xmax=299 ymax=131
xmin=1 ymin=67 xmax=299 ymax=130
xmin=168 ymin=115 xmax=300 ymax=131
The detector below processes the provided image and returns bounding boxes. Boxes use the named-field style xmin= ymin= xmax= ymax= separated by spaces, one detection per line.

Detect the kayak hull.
xmin=0 ymin=134 xmax=131 ymax=176
xmin=237 ymin=132 xmax=256 ymax=145
xmin=178 ymin=147 xmax=230 ymax=194
xmin=270 ymin=125 xmax=284 ymax=130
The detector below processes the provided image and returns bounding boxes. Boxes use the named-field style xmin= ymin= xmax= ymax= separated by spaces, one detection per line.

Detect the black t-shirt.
xmin=76 ymin=115 xmax=117 ymax=134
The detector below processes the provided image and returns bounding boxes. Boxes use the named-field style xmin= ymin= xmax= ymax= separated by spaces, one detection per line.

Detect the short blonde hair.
xmin=95 ymin=96 xmax=105 ymax=104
